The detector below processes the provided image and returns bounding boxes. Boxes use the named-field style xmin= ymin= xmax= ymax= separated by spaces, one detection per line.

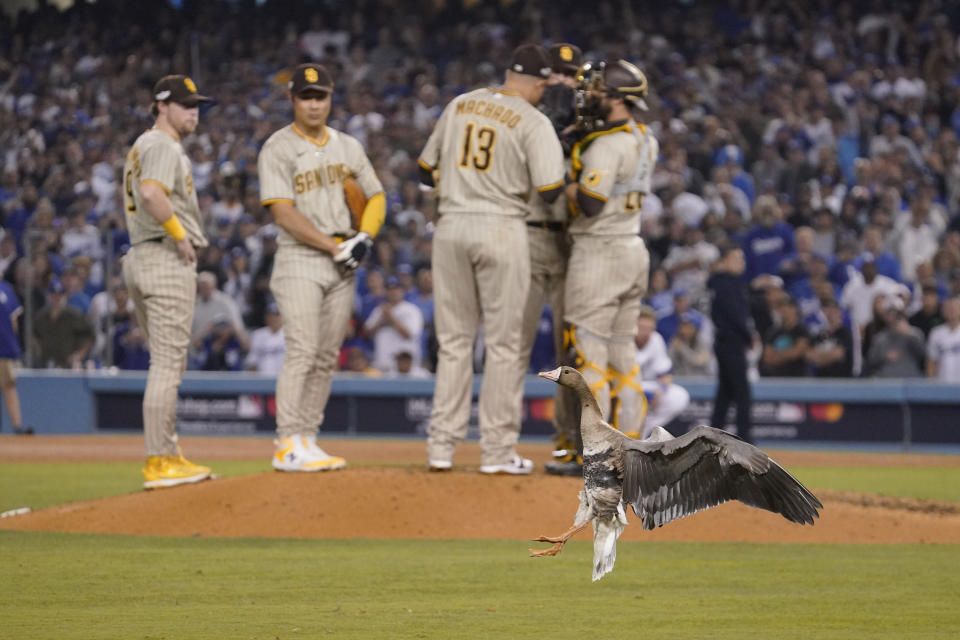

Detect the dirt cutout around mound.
xmin=2 ymin=436 xmax=960 ymax=544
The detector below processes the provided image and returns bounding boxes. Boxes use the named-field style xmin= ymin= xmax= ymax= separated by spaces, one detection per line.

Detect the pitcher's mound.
xmin=3 ymin=467 xmax=960 ymax=544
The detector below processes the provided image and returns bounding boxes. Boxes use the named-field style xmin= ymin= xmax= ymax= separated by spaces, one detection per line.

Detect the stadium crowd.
xmin=3 ymin=0 xmax=960 ymax=381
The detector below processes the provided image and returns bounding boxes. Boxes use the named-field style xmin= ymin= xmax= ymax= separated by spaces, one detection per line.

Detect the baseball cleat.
xmin=544 ymin=458 xmax=583 ymax=476
xmin=479 ymin=455 xmax=534 ymax=475
xmin=551 ymin=437 xmax=577 ymax=460
xmin=272 ymin=436 xmax=347 ymax=472
xmin=427 ymin=459 xmax=453 ymax=472
xmin=142 ymin=455 xmax=212 ymax=489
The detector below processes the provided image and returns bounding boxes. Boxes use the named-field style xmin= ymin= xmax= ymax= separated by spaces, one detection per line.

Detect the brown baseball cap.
xmin=509 ymin=44 xmax=552 ymax=79
xmin=548 ymin=43 xmax=583 ymax=75
xmin=153 ymin=75 xmax=212 ymax=107
xmin=289 ymin=63 xmax=334 ymax=95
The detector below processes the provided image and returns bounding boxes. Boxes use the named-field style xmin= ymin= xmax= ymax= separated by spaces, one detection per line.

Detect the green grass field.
xmin=2 ymin=533 xmax=958 ymax=639
xmin=1 ymin=458 xmax=958 ymax=638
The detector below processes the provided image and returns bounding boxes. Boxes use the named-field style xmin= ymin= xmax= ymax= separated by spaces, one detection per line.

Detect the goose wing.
xmin=621 ymin=425 xmax=822 ymax=530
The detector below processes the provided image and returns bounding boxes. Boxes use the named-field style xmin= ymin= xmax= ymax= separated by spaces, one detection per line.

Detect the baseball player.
xmin=419 ymin=44 xmax=565 ymax=474
xmin=517 ymin=43 xmax=583 ymax=469
xmin=258 ymin=63 xmax=385 ymax=471
xmin=559 ymin=60 xmax=657 ymax=467
xmin=121 ymin=75 xmax=213 ymax=489
xmin=631 ymin=305 xmax=691 ymax=438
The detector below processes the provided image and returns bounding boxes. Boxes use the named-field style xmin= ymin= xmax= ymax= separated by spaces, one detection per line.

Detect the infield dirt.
xmin=2 ymin=435 xmax=960 ymax=544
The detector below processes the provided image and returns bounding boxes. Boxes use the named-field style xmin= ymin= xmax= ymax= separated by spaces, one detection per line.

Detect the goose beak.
xmin=538 ymin=367 xmax=561 ymax=383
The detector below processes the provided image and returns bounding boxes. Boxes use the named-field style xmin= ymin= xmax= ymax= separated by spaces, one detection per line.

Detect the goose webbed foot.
xmin=529 ymin=541 xmax=566 ymax=557
xmin=529 ymin=521 xmax=591 ymax=558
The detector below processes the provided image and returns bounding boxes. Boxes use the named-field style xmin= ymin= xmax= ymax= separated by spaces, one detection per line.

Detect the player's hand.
xmin=175 ymin=238 xmax=197 ymax=265
xmin=334 ymin=232 xmax=372 ymax=271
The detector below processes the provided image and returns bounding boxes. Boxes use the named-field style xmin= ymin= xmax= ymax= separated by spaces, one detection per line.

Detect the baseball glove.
xmin=343 ymin=176 xmax=367 ymax=230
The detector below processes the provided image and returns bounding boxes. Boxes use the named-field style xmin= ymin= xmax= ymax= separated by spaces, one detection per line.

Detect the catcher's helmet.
xmin=602 ymin=60 xmax=649 ymax=111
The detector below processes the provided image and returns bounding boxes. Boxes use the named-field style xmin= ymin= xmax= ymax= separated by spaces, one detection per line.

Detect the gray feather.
xmin=623 ymin=425 xmax=822 ymax=530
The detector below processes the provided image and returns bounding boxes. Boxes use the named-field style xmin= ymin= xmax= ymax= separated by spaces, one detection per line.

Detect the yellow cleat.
xmin=142 ymin=455 xmax=212 ymax=489
xmin=272 ymin=436 xmax=347 ymax=472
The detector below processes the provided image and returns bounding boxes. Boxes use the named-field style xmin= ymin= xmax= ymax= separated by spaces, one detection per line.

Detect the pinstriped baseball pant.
xmin=518 ymin=226 xmax=574 ymax=444
xmin=428 ymin=213 xmax=530 ymax=466
xmin=564 ymin=234 xmax=650 ymax=419
xmin=123 ymin=240 xmax=197 ymax=457
xmin=271 ymin=266 xmax=354 ymax=440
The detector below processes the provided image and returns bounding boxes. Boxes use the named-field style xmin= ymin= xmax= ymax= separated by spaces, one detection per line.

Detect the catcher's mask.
xmin=574 ymin=60 xmax=648 ymax=133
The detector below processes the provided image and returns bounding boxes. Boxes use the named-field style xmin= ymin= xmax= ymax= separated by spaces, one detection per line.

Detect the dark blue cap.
xmin=48 ymin=278 xmax=65 ymax=294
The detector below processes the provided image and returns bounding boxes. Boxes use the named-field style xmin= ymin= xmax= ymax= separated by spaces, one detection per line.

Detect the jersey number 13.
xmin=458 ymin=122 xmax=496 ymax=171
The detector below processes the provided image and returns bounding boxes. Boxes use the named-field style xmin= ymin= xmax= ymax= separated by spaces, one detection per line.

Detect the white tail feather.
xmin=591 ymin=503 xmax=628 ymax=581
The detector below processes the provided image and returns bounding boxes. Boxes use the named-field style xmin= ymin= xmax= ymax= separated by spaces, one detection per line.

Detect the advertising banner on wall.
xmin=95 ymin=392 xmax=953 ymax=444
xmin=96 ymin=393 xmax=556 ymax=437
xmin=670 ymin=400 xmax=905 ymax=443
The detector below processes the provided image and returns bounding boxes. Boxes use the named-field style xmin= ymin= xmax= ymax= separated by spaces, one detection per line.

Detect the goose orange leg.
xmin=529 ymin=520 xmax=592 ymax=557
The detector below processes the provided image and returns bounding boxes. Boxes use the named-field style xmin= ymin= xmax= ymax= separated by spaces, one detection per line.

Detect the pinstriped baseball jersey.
xmin=569 ymin=122 xmax=658 ymax=236
xmin=123 ymin=129 xmax=207 ymax=247
xmin=527 ymin=159 xmax=571 ymax=223
xmin=259 ymin=124 xmax=382 ymax=245
xmin=418 ymin=87 xmax=564 ymax=217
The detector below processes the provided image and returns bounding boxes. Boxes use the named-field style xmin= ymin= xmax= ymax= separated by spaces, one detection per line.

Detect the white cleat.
xmin=427 ymin=459 xmax=453 ymax=472
xmin=479 ymin=455 xmax=534 ymax=475
xmin=272 ymin=436 xmax=347 ymax=472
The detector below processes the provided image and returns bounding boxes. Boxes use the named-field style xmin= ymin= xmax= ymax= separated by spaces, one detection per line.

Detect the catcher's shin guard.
xmin=608 ymin=363 xmax=647 ymax=438
xmin=552 ymin=323 xmax=583 ymax=460
xmin=562 ymin=322 xmax=612 ymax=417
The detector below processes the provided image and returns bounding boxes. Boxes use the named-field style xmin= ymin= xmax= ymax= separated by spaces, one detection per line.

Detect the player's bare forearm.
xmin=269 ymin=201 xmax=340 ymax=255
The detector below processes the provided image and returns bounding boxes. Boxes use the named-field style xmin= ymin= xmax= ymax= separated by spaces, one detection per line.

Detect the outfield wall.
xmin=7 ymin=370 xmax=960 ymax=447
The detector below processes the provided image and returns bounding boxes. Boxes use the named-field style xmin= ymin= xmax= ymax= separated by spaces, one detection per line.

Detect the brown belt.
xmin=526 ymin=220 xmax=565 ymax=232
xmin=138 ymin=236 xmax=199 ymax=249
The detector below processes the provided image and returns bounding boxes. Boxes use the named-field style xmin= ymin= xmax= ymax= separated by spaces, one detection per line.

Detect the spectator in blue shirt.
xmin=4 ymin=183 xmax=40 ymax=251
xmin=357 ymin=269 xmax=386 ymax=323
xmin=0 ymin=280 xmax=32 ymax=434
xmin=113 ymin=316 xmax=151 ymax=371
xmin=829 ymin=237 xmax=860 ymax=290
xmin=714 ymin=143 xmax=756 ymax=206
xmin=0 ymin=169 xmax=19 ymax=207
xmin=853 ymin=225 xmax=902 ymax=282
xmin=196 ymin=317 xmax=247 ymax=372
xmin=643 ymin=268 xmax=675 ymax=323
xmin=407 ymin=265 xmax=435 ymax=366
xmin=742 ymin=195 xmax=796 ymax=282
xmin=657 ymin=288 xmax=708 ymax=345
xmin=61 ymin=266 xmax=92 ymax=314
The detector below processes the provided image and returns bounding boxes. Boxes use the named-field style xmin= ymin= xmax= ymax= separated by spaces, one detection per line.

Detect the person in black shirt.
xmin=707 ymin=246 xmax=755 ymax=444
xmin=909 ymin=285 xmax=943 ymax=339
xmin=761 ymin=295 xmax=810 ymax=377
xmin=808 ymin=299 xmax=853 ymax=377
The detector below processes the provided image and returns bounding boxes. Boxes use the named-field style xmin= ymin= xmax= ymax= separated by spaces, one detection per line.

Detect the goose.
xmin=532 ymin=366 xmax=822 ymax=580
